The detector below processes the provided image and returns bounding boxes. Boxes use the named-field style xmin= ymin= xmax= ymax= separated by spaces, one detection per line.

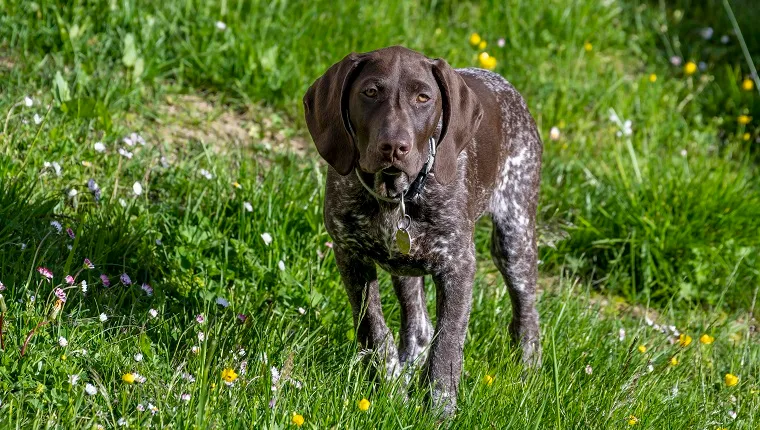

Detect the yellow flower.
xmin=478 ymin=40 xmax=487 ymax=50
xmin=627 ymin=415 xmax=639 ymax=425
xmin=699 ymin=334 xmax=714 ymax=345
xmin=743 ymin=132 xmax=751 ymax=141
xmin=742 ymin=78 xmax=754 ymax=91
xmin=725 ymin=373 xmax=739 ymax=387
xmin=221 ymin=368 xmax=238 ymax=384
xmin=669 ymin=356 xmax=678 ymax=366
xmin=478 ymin=52 xmax=497 ymax=70
xmin=232 ymin=181 xmax=242 ymax=189
xmin=684 ymin=62 xmax=697 ymax=75
xmin=483 ymin=374 xmax=494 ymax=386
xmin=584 ymin=42 xmax=593 ymax=52
xmin=738 ymin=115 xmax=752 ymax=125
xmin=122 ymin=373 xmax=135 ymax=384
xmin=637 ymin=345 xmax=647 ymax=353
xmin=357 ymin=398 xmax=371 ymax=411
xmin=649 ymin=73 xmax=657 ymax=83
xmin=678 ymin=334 xmax=692 ymax=347
xmin=61 ymin=354 xmax=67 ymax=361
xmin=469 ymin=33 xmax=482 ymax=47
xmin=291 ymin=413 xmax=305 ymax=427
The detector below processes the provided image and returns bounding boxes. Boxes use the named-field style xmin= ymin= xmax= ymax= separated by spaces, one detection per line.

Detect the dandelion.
xmin=358 ymin=398 xmax=371 ymax=411
xmin=742 ymin=78 xmax=754 ymax=91
xmin=222 ymin=368 xmax=238 ymax=385
xmin=627 ymin=415 xmax=639 ymax=425
xmin=37 ymin=267 xmax=54 ymax=280
xmin=55 ymin=287 xmax=67 ymax=302
xmin=725 ymin=373 xmax=739 ymax=387
xmin=132 ymin=283 xmax=150 ymax=297
xmin=278 ymin=260 xmax=286 ymax=271
xmin=684 ymin=62 xmax=697 ymax=75
xmin=81 ymin=280 xmax=88 ymax=293
xmin=244 ymin=202 xmax=253 ymax=212
xmin=292 ymin=413 xmax=305 ymax=427
xmin=133 ymin=182 xmax=143 ymax=196
xmin=196 ymin=314 xmax=205 ymax=324
xmin=100 ymin=274 xmax=110 ymax=287
xmin=85 ymin=383 xmax=97 ymax=395
xmin=24 ymin=96 xmax=34 ymax=107
xmin=94 ymin=142 xmax=106 ymax=152
xmin=669 ymin=356 xmax=678 ymax=366
xmin=638 ymin=345 xmax=647 ymax=353
xmin=134 ymin=353 xmax=143 ymax=362
xmin=120 ymin=273 xmax=132 ymax=285
xmin=549 ymin=126 xmax=560 ymax=141
xmin=483 ymin=374 xmax=494 ymax=385
xmin=743 ymin=132 xmax=751 ymax=141
xmin=699 ymin=334 xmax=714 ymax=345
xmin=99 ymin=313 xmax=107 ymax=322
xmin=122 ymin=373 xmax=135 ymax=384
xmin=584 ymin=365 xmax=593 ymax=375
xmin=584 ymin=41 xmax=593 ymax=52
xmin=215 ymin=21 xmax=227 ymax=31
xmin=33 ymin=114 xmax=42 ymax=125
xmin=180 ymin=393 xmax=191 ymax=402
xmin=68 ymin=374 xmax=80 ymax=385
xmin=738 ymin=115 xmax=751 ymax=125
xmin=58 ymin=336 xmax=68 ymax=347
xmin=469 ymin=33 xmax=481 ymax=47
xmin=216 ymin=297 xmax=230 ymax=307
xmin=678 ymin=334 xmax=692 ymax=347
xmin=477 ymin=52 xmax=497 ymax=70
xmin=497 ymin=38 xmax=506 ymax=47
xmin=649 ymin=74 xmax=657 ymax=83
xmin=148 ymin=309 xmax=158 ymax=318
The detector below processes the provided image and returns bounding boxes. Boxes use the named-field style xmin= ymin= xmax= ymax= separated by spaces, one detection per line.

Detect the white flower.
xmin=215 ymin=21 xmax=227 ymax=31
xmin=645 ymin=316 xmax=653 ymax=326
xmin=182 ymin=372 xmax=196 ymax=382
xmin=244 ymin=201 xmax=253 ymax=212
xmin=270 ymin=366 xmax=281 ymax=389
xmin=33 ymin=114 xmax=42 ymax=125
xmin=94 ymin=142 xmax=106 ymax=152
xmin=133 ymin=373 xmax=147 ymax=383
xmin=238 ymin=348 xmax=246 ymax=357
xmin=180 ymin=393 xmax=191 ymax=402
xmin=117 ymin=417 xmax=127 ymax=427
xmin=50 ymin=161 xmax=62 ymax=176
xmin=68 ymin=188 xmax=78 ymax=198
xmin=278 ymin=260 xmax=286 ymax=271
xmin=298 ymin=307 xmax=306 ymax=315
xmin=137 ymin=403 xmax=145 ymax=412
xmin=699 ymin=27 xmax=714 ymax=40
xmin=497 ymin=38 xmax=506 ymax=47
xmin=549 ymin=126 xmax=560 ymax=141
xmin=191 ymin=346 xmax=200 ymax=354
xmin=721 ymin=35 xmax=730 ymax=44
xmin=584 ymin=365 xmax=593 ymax=375
xmin=51 ymin=220 xmax=63 ymax=233
xmin=132 ymin=182 xmax=143 ymax=196
xmin=200 ymin=169 xmax=213 ymax=180
xmin=196 ymin=314 xmax=205 ymax=324
xmin=68 ymin=374 xmax=80 ymax=385
xmin=134 ymin=353 xmax=143 ymax=362
xmin=148 ymin=403 xmax=158 ymax=415
xmin=261 ymin=232 xmax=273 ymax=246
xmin=24 ymin=96 xmax=34 ymax=107
xmin=148 ymin=309 xmax=158 ymax=318
xmin=85 ymin=383 xmax=97 ymax=395
xmin=58 ymin=336 xmax=68 ymax=347
xmin=81 ymin=280 xmax=87 ymax=292
xmin=119 ymin=198 xmax=127 ymax=207
xmin=198 ymin=332 xmax=205 ymax=342
xmin=216 ymin=297 xmax=229 ymax=307
xmin=99 ymin=313 xmax=107 ymax=322
xmin=680 ymin=149 xmax=688 ymax=157
xmin=118 ymin=148 xmax=133 ymax=159
xmin=618 ymin=328 xmax=626 ymax=341
xmin=728 ymin=410 xmax=737 ymax=420
xmin=647 ymin=364 xmax=654 ymax=373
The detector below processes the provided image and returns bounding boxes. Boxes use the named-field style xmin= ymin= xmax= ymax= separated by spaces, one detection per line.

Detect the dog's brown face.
xmin=346 ymin=51 xmax=442 ymax=196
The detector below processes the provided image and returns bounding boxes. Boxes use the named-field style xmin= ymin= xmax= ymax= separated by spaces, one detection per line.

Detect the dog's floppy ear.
xmin=431 ymin=58 xmax=483 ymax=184
xmin=303 ymin=53 xmax=365 ymax=175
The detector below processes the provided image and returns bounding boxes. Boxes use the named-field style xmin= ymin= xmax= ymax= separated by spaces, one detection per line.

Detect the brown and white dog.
xmin=303 ymin=46 xmax=542 ymax=414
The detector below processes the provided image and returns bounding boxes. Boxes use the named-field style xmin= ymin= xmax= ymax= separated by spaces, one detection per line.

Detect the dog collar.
xmin=353 ymin=136 xmax=437 ymax=204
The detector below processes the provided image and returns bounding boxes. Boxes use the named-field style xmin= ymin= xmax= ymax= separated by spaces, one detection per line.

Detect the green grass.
xmin=0 ymin=0 xmax=759 ymax=428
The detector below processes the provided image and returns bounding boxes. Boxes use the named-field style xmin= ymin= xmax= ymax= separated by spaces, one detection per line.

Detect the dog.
xmin=303 ymin=46 xmax=542 ymax=414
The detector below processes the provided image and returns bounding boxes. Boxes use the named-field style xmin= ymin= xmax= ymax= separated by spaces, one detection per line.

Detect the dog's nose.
xmin=379 ymin=141 xmax=411 ymax=161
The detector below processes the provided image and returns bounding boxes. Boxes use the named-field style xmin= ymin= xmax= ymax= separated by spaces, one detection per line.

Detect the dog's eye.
xmin=363 ymin=88 xmax=378 ymax=98
xmin=417 ymin=94 xmax=430 ymax=103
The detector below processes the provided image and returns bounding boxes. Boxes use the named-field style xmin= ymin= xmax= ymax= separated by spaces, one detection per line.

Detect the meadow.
xmin=0 ymin=0 xmax=758 ymax=428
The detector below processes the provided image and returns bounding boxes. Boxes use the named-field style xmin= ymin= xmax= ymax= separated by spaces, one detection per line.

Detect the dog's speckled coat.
xmin=303 ymin=46 xmax=542 ymax=414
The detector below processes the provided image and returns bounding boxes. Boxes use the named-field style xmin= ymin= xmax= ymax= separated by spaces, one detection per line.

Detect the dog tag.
xmin=396 ymin=216 xmax=412 ymax=255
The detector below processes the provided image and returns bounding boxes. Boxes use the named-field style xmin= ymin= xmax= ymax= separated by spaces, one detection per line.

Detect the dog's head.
xmin=303 ymin=46 xmax=483 ymax=197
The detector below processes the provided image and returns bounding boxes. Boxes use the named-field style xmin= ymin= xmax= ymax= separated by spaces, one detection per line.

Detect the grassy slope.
xmin=0 ymin=0 xmax=758 ymax=428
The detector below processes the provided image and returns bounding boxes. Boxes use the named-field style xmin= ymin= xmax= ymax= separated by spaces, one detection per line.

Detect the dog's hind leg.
xmin=392 ymin=276 xmax=433 ymax=379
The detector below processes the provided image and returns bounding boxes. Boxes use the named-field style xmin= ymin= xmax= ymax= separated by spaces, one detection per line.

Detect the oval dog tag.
xmin=396 ymin=228 xmax=411 ymax=255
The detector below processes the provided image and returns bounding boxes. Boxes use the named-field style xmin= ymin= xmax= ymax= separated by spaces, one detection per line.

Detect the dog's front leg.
xmin=425 ymin=251 xmax=476 ymax=416
xmin=334 ymin=246 xmax=400 ymax=379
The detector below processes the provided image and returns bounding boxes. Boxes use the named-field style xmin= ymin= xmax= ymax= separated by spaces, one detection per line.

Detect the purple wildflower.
xmin=54 ymin=287 xmax=67 ymax=302
xmin=0 ymin=280 xmax=5 ymax=291
xmin=37 ymin=267 xmax=53 ymax=280
xmin=196 ymin=314 xmax=205 ymax=324
xmin=141 ymin=283 xmax=153 ymax=296
xmin=87 ymin=179 xmax=101 ymax=202
xmin=100 ymin=274 xmax=110 ymax=287
xmin=66 ymin=228 xmax=75 ymax=239
xmin=120 ymin=273 xmax=132 ymax=285
xmin=83 ymin=258 xmax=94 ymax=269
xmin=65 ymin=275 xmax=75 ymax=285
xmin=237 ymin=313 xmax=248 ymax=324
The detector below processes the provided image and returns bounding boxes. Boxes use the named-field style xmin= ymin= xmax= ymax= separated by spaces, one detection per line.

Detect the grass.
xmin=0 ymin=0 xmax=759 ymax=428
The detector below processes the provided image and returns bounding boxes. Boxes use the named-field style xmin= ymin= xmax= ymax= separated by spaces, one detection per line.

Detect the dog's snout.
xmin=379 ymin=141 xmax=412 ymax=161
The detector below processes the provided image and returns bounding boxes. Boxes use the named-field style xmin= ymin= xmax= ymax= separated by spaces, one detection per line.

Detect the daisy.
xmin=137 ymin=404 xmax=145 ymax=412
xmin=99 ymin=313 xmax=107 ymax=322
xmin=198 ymin=332 xmax=205 ymax=342
xmin=260 ymin=232 xmax=273 ymax=245
xmin=200 ymin=169 xmax=213 ymax=180
xmin=37 ymin=267 xmax=54 ymax=280
xmin=54 ymin=288 xmax=67 ymax=302
xmin=94 ymin=142 xmax=106 ymax=152
xmin=180 ymin=393 xmax=191 ymax=402
xmin=85 ymin=383 xmax=97 ymax=395
xmin=24 ymin=96 xmax=34 ymax=107
xmin=68 ymin=189 xmax=78 ymax=198
xmin=585 ymin=365 xmax=593 ymax=375
xmin=134 ymin=353 xmax=143 ymax=362
xmin=50 ymin=221 xmax=63 ymax=233
xmin=118 ymin=148 xmax=133 ymax=159
xmin=148 ymin=309 xmax=158 ymax=318
xmin=33 ymin=114 xmax=42 ymax=125
xmin=215 ymin=21 xmax=227 ymax=31
xmin=68 ymin=374 xmax=80 ymax=385
xmin=196 ymin=314 xmax=205 ymax=324
xmin=244 ymin=202 xmax=253 ymax=212
xmin=191 ymin=346 xmax=200 ymax=354
xmin=549 ymin=126 xmax=560 ymax=141
xmin=58 ymin=337 xmax=68 ymax=347
xmin=65 ymin=275 xmax=75 ymax=285
xmin=81 ymin=280 xmax=88 ymax=293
